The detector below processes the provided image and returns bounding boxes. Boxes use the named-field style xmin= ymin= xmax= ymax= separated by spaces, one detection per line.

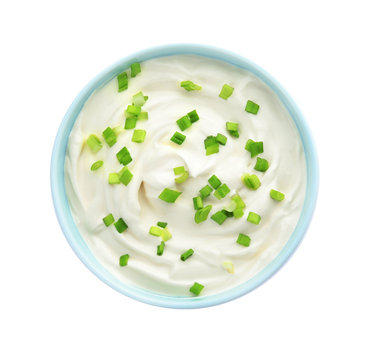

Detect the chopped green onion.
xmin=157 ymin=221 xmax=168 ymax=228
xmin=180 ymin=80 xmax=202 ymax=91
xmin=254 ymin=157 xmax=269 ymax=172
xmin=219 ymin=84 xmax=234 ymax=100
xmin=108 ymin=173 xmax=120 ymax=184
xmin=199 ymin=185 xmax=213 ymax=199
xmin=132 ymin=129 xmax=146 ymax=143
xmin=137 ymin=112 xmax=148 ymax=121
xmin=126 ymin=105 xmax=142 ymax=116
xmin=117 ymin=72 xmax=128 ymax=92
xmin=231 ymin=194 xmax=246 ymax=209
xmin=118 ymin=166 xmax=133 ymax=186
xmin=161 ymin=227 xmax=172 ymax=241
xmin=158 ymin=188 xmax=182 ymax=203
xmin=214 ymin=184 xmax=231 ymax=199
xmin=206 ymin=143 xmax=219 ymax=156
xmin=125 ymin=117 xmax=137 ymax=129
xmin=223 ymin=260 xmax=234 ymax=274
xmin=247 ymin=211 xmax=261 ymax=224
xmin=187 ymin=109 xmax=199 ymax=123
xmin=173 ymin=166 xmax=185 ymax=175
xmin=170 ymin=131 xmax=186 ymax=145
xmin=180 ymin=248 xmax=194 ymax=261
xmin=216 ymin=133 xmax=227 ymax=145
xmin=86 ymin=134 xmax=102 ymax=153
xmin=157 ymin=241 xmax=165 ymax=256
xmin=175 ymin=171 xmax=189 ymax=184
xmin=130 ymin=62 xmax=141 ymax=77
xmin=149 ymin=226 xmax=162 ymax=237
xmin=211 ymin=210 xmax=228 ymax=225
xmin=204 ymin=136 xmax=218 ymax=149
xmin=119 ymin=254 xmax=129 ymax=266
xmin=245 ymin=100 xmax=260 ymax=114
xmin=245 ymin=139 xmax=263 ymax=158
xmin=102 ymin=127 xmax=117 ymax=147
xmin=176 ymin=115 xmax=192 ymax=131
xmin=193 ymin=196 xmax=203 ymax=210
xmin=242 ymin=173 xmax=261 ymax=190
xmin=270 ymin=189 xmax=285 ymax=201
xmin=116 ymin=146 xmax=132 ymax=166
xmin=223 ymin=210 xmax=234 ymax=217
xmin=194 ymin=205 xmax=212 ymax=224
xmin=90 ymin=160 xmax=103 ymax=171
xmin=236 ymin=233 xmax=251 ymax=247
xmin=114 ymin=218 xmax=128 ymax=233
xmin=189 ymin=282 xmax=204 ymax=296
xmin=113 ymin=125 xmax=124 ymax=136
xmin=102 ymin=213 xmax=115 ymax=227
xmin=226 ymin=122 xmax=239 ymax=138
xmin=233 ymin=208 xmax=244 ymax=218
xmin=208 ymin=175 xmax=222 ymax=189
xmin=132 ymin=91 xmax=147 ymax=107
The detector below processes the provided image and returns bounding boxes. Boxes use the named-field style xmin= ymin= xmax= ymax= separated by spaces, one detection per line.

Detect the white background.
xmin=1 ymin=1 xmax=372 ymax=359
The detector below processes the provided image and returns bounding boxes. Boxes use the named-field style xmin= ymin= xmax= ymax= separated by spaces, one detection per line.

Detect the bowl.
xmin=51 ymin=44 xmax=319 ymax=308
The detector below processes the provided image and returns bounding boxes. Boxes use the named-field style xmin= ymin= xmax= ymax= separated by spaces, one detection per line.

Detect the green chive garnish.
xmin=226 ymin=122 xmax=239 ymax=138
xmin=270 ymin=189 xmax=285 ymax=201
xmin=247 ymin=212 xmax=261 ymax=225
xmin=173 ymin=166 xmax=185 ymax=175
xmin=231 ymin=194 xmax=246 ymax=209
xmin=126 ymin=105 xmax=141 ymax=116
xmin=189 ymin=282 xmax=204 ymax=296
xmin=208 ymin=175 xmax=222 ymax=189
xmin=180 ymin=249 xmax=194 ymax=261
xmin=86 ymin=134 xmax=102 ymax=153
xmin=137 ymin=112 xmax=148 ymax=121
xmin=245 ymin=139 xmax=263 ymax=158
xmin=132 ymin=91 xmax=147 ymax=107
xmin=199 ymin=185 xmax=213 ymax=199
xmin=90 ymin=160 xmax=103 ymax=171
xmin=219 ymin=84 xmax=234 ymax=100
xmin=108 ymin=173 xmax=120 ymax=184
xmin=117 ymin=72 xmax=128 ymax=92
xmin=245 ymin=100 xmax=260 ymax=114
xmin=206 ymin=143 xmax=219 ymax=156
xmin=170 ymin=131 xmax=186 ymax=145
xmin=102 ymin=127 xmax=117 ymax=147
xmin=233 ymin=208 xmax=244 ymax=218
xmin=102 ymin=213 xmax=115 ymax=227
xmin=175 ymin=171 xmax=189 ymax=184
xmin=130 ymin=62 xmax=141 ymax=77
xmin=216 ymin=133 xmax=227 ymax=145
xmin=204 ymin=136 xmax=217 ymax=148
xmin=236 ymin=233 xmax=251 ymax=247
xmin=223 ymin=261 xmax=234 ymax=274
xmin=254 ymin=157 xmax=269 ymax=172
xmin=161 ymin=227 xmax=172 ymax=241
xmin=125 ymin=117 xmax=137 ymax=130
xmin=176 ymin=115 xmax=192 ymax=131
xmin=211 ymin=210 xmax=228 ymax=225
xmin=132 ymin=129 xmax=146 ymax=143
xmin=187 ymin=110 xmax=199 ymax=123
xmin=158 ymin=188 xmax=182 ymax=203
xmin=114 ymin=218 xmax=128 ymax=233
xmin=149 ymin=226 xmax=162 ymax=236
xmin=116 ymin=146 xmax=132 ymax=166
xmin=180 ymin=80 xmax=202 ymax=91
xmin=157 ymin=241 xmax=165 ymax=256
xmin=214 ymin=184 xmax=230 ymax=199
xmin=119 ymin=254 xmax=129 ymax=266
xmin=193 ymin=196 xmax=203 ymax=210
xmin=242 ymin=174 xmax=261 ymax=190
xmin=194 ymin=205 xmax=212 ymax=224
xmin=157 ymin=221 xmax=168 ymax=228
xmin=118 ymin=166 xmax=133 ymax=186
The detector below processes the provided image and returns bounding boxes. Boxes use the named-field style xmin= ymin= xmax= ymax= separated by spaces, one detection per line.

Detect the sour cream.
xmin=65 ymin=55 xmax=306 ymax=296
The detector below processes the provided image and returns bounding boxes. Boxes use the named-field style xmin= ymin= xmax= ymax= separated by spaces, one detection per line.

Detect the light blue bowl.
xmin=51 ymin=44 xmax=319 ymax=309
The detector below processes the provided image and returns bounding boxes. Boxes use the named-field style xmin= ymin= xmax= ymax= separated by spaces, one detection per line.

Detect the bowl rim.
xmin=50 ymin=43 xmax=319 ymax=309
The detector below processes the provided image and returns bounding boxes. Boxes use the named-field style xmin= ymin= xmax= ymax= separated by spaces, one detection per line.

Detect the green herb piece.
xmin=176 ymin=115 xmax=192 ymax=131
xmin=214 ymin=184 xmax=231 ymax=199
xmin=270 ymin=189 xmax=285 ymax=201
xmin=245 ymin=139 xmax=264 ymax=158
xmin=194 ymin=205 xmax=212 ymax=224
xmin=137 ymin=112 xmax=148 ymax=121
xmin=231 ymin=194 xmax=246 ymax=209
xmin=188 ymin=110 xmax=199 ymax=123
xmin=204 ymin=136 xmax=217 ymax=149
xmin=219 ymin=84 xmax=234 ymax=100
xmin=199 ymin=185 xmax=213 ymax=199
xmin=208 ymin=175 xmax=222 ymax=189
xmin=117 ymin=72 xmax=128 ymax=92
xmin=149 ymin=226 xmax=162 ymax=237
xmin=211 ymin=210 xmax=228 ymax=225
xmin=158 ymin=188 xmax=182 ymax=203
xmin=119 ymin=254 xmax=129 ymax=266
xmin=132 ymin=91 xmax=147 ymax=107
xmin=175 ymin=171 xmax=189 ymax=184
xmin=245 ymin=100 xmax=260 ymax=114
xmin=124 ymin=117 xmax=137 ymax=130
xmin=161 ymin=227 xmax=172 ymax=241
xmin=242 ymin=174 xmax=261 ymax=190
xmin=132 ymin=129 xmax=146 ymax=143
xmin=102 ymin=213 xmax=115 ymax=227
xmin=118 ymin=166 xmax=133 ymax=186
xmin=226 ymin=122 xmax=239 ymax=138
xmin=126 ymin=105 xmax=142 ymax=116
xmin=254 ymin=157 xmax=269 ymax=172
xmin=180 ymin=249 xmax=194 ymax=261
xmin=157 ymin=222 xmax=168 ymax=228
xmin=206 ymin=143 xmax=219 ymax=156
xmin=86 ymin=134 xmax=102 ymax=153
xmin=170 ymin=131 xmax=186 ymax=145
xmin=173 ymin=166 xmax=185 ymax=175
xmin=157 ymin=241 xmax=165 ymax=256
xmin=223 ymin=210 xmax=234 ymax=217
xmin=236 ymin=233 xmax=251 ymax=247
xmin=180 ymin=80 xmax=202 ymax=91
xmin=130 ymin=62 xmax=141 ymax=77
xmin=189 ymin=282 xmax=204 ymax=296
xmin=216 ymin=133 xmax=227 ymax=145
xmin=102 ymin=127 xmax=117 ymax=147
xmin=108 ymin=173 xmax=120 ymax=184
xmin=233 ymin=208 xmax=244 ymax=218
xmin=90 ymin=160 xmax=103 ymax=171
xmin=114 ymin=218 xmax=128 ymax=233
xmin=113 ymin=126 xmax=124 ymax=136
xmin=223 ymin=260 xmax=234 ymax=274
xmin=247 ymin=211 xmax=261 ymax=224
xmin=193 ymin=196 xmax=203 ymax=210
xmin=116 ymin=146 xmax=132 ymax=166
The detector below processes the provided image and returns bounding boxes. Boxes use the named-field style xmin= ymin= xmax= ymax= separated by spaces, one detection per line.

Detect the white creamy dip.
xmin=65 ymin=55 xmax=306 ymax=296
